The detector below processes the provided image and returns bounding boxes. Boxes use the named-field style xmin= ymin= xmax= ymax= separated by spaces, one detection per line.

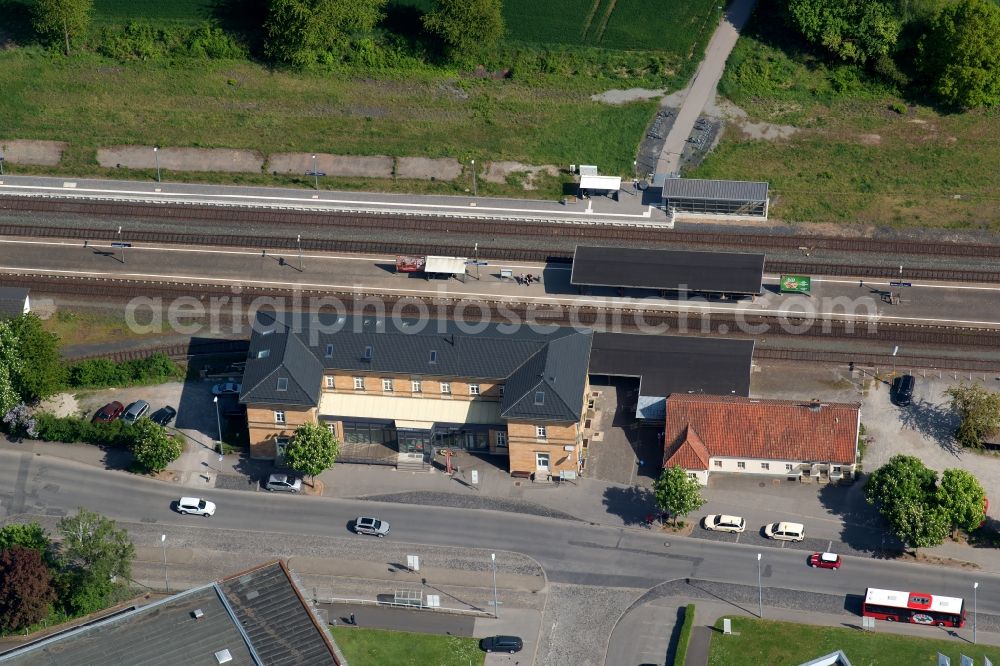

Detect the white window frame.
xmin=411 ymin=379 xmax=422 ymax=393
xmin=785 ymin=463 xmax=794 ymax=471
xmin=353 ymin=376 xmax=364 ymax=390
xmin=325 ymin=376 xmax=334 ymax=388
xmin=274 ymin=410 xmax=286 ymax=424
xmin=713 ymin=460 xmax=722 ymax=468
xmin=761 ymin=462 xmax=769 ymax=471
xmin=382 ymin=378 xmax=394 ymax=392
xmin=536 ymin=425 xmax=547 ymax=439
xmin=440 ymin=382 xmax=451 ymax=394
xmin=737 ymin=461 xmax=746 ymax=470
xmin=496 ymin=431 xmax=508 ymax=447
xmin=469 ymin=383 xmax=480 ymax=395
xmin=327 ymin=423 xmax=335 ymax=434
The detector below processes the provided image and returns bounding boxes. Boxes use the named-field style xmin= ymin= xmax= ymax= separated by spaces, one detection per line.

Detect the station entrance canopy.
xmin=424 ymin=256 xmax=468 ymax=275
xmin=570 ymin=245 xmax=764 ymax=295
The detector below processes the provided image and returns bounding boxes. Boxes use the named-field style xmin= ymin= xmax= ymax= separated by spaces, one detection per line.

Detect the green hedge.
xmin=674 ymin=604 xmax=696 ymax=666
xmin=66 ymin=353 xmax=183 ymax=390
xmin=35 ymin=414 xmax=133 ymax=447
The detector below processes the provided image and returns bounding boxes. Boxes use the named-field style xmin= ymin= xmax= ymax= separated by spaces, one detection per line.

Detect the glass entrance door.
xmin=399 ymin=431 xmax=430 ymax=454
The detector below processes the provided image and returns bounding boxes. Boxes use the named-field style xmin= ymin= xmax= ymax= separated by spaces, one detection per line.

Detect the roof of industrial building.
xmin=661 ymin=178 xmax=769 ymax=202
xmin=589 ymin=333 xmax=754 ymax=399
xmin=0 ymin=561 xmax=339 ymax=666
xmin=570 ymin=245 xmax=765 ymax=294
xmin=663 ymin=395 xmax=861 ymax=470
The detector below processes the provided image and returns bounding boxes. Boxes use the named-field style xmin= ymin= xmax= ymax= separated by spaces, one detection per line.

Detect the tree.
xmin=864 ymin=454 xmax=941 ymax=551
xmin=787 ymin=0 xmax=901 ymax=64
xmin=264 ymin=0 xmax=387 ymax=67
xmin=918 ymin=0 xmax=1000 ymax=108
xmin=423 ymin=0 xmax=505 ymax=59
xmin=0 ymin=314 xmax=65 ymax=404
xmin=652 ymin=465 xmax=706 ymax=526
xmin=937 ymin=468 xmax=986 ymax=533
xmin=33 ymin=0 xmax=94 ymax=56
xmin=0 ymin=524 xmax=52 ymax=562
xmin=58 ymin=509 xmax=134 ymax=588
xmin=945 ymin=383 xmax=1000 ymax=449
xmin=129 ymin=418 xmax=183 ymax=473
xmin=284 ymin=422 xmax=339 ymax=485
xmin=0 ymin=546 xmax=57 ymax=631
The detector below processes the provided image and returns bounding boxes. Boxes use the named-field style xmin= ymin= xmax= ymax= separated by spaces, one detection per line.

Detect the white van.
xmin=764 ymin=521 xmax=805 ymax=542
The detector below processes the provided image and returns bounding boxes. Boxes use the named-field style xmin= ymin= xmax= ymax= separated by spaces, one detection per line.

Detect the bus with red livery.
xmin=862 ymin=588 xmax=965 ymax=627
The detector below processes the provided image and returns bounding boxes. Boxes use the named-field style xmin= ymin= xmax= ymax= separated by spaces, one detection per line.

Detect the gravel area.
xmin=361 ymin=491 xmax=581 ymax=522
xmin=535 ymin=583 xmax=643 ymax=666
xmin=0 ymin=140 xmax=67 ymax=166
xmin=96 ymin=146 xmax=265 ymax=173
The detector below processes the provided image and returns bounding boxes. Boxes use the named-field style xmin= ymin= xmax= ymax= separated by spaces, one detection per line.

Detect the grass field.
xmin=0 ymin=52 xmax=655 ymax=177
xmin=708 ymin=617 xmax=1000 ymax=665
xmin=691 ymin=0 xmax=1000 ymax=229
xmin=330 ymin=627 xmax=484 ymax=666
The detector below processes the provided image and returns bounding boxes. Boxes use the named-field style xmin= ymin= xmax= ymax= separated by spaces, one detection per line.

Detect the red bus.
xmin=862 ymin=588 xmax=965 ymax=627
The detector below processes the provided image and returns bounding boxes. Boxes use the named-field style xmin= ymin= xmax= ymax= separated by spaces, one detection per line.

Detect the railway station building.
xmin=660 ymin=177 xmax=769 ymax=218
xmin=239 ymin=312 xmax=753 ymax=479
xmin=571 ymin=245 xmax=765 ymax=299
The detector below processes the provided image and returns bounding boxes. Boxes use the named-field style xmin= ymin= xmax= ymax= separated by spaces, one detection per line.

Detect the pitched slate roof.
xmin=0 ymin=287 xmax=29 ymax=319
xmin=500 ymin=331 xmax=594 ymax=422
xmin=218 ymin=562 xmax=339 ymax=666
xmin=0 ymin=561 xmax=339 ymax=666
xmin=665 ymin=425 xmax=711 ymax=470
xmin=240 ymin=312 xmax=592 ymax=421
xmin=663 ymin=395 xmax=860 ymax=468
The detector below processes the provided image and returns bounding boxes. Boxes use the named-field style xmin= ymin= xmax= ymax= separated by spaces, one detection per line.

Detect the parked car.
xmin=212 ymin=382 xmax=241 ymax=396
xmin=92 ymin=401 xmax=124 ymax=424
xmin=176 ymin=497 xmax=216 ymax=517
xmin=891 ymin=374 xmax=915 ymax=406
xmin=353 ymin=516 xmax=389 ymax=537
xmin=265 ymin=474 xmax=302 ymax=493
xmin=150 ymin=406 xmax=177 ymax=427
xmin=809 ymin=552 xmax=841 ymax=570
xmin=480 ymin=635 xmax=523 ymax=654
xmin=764 ymin=521 xmax=805 ymax=542
xmin=702 ymin=514 xmax=746 ymax=533
xmin=121 ymin=400 xmax=150 ymax=424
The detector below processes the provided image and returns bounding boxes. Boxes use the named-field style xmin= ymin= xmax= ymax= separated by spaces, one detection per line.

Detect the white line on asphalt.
xmin=0 ymin=183 xmax=657 ymax=220
xmin=5 ymin=264 xmax=1000 ymax=326
xmin=827 ymin=540 xmax=832 ymax=552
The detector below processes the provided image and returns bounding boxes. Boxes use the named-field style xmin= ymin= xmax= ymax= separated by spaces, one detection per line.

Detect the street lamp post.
xmin=471 ymin=160 xmax=477 ymax=196
xmin=0 ymin=154 xmax=5 ymax=176
xmin=490 ymin=553 xmax=498 ymax=619
xmin=297 ymin=234 xmax=302 ymax=271
xmin=160 ymin=534 xmax=168 ymax=592
xmin=153 ymin=146 xmax=160 ymax=183
xmin=213 ymin=396 xmax=222 ymax=451
xmin=756 ymin=553 xmax=763 ymax=618
xmin=117 ymin=225 xmax=125 ymax=264
xmin=974 ymin=581 xmax=979 ymax=644
xmin=312 ymin=155 xmax=318 ymax=190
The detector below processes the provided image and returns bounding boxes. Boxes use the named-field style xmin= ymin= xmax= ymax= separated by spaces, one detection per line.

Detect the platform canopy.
xmin=570 ymin=245 xmax=764 ymax=295
xmin=579 ymin=175 xmax=622 ymax=191
xmin=424 ymin=256 xmax=468 ymax=274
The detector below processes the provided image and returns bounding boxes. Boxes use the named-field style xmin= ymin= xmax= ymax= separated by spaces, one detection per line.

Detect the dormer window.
xmin=429 ymin=350 xmax=437 ymax=364
xmin=277 ymin=378 xmax=288 ymax=392
xmin=256 ymin=349 xmax=270 ymax=359
xmin=325 ymin=344 xmax=333 ymax=358
xmin=534 ymin=391 xmax=545 ymax=406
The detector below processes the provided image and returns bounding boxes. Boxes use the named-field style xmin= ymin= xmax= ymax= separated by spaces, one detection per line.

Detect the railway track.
xmin=2 ymin=220 xmax=1000 ymax=284
xmin=6 ymin=273 xmax=1000 ymax=353
xmin=3 ymin=195 xmax=1000 ymax=261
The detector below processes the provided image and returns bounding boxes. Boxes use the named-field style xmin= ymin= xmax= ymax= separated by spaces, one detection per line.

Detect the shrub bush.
xmin=34 ymin=414 xmax=132 ymax=448
xmin=674 ymin=604 xmax=696 ymax=666
xmin=66 ymin=353 xmax=182 ymax=390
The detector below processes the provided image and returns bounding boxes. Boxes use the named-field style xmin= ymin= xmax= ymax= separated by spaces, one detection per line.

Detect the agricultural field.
xmin=691 ymin=0 xmax=1000 ymax=229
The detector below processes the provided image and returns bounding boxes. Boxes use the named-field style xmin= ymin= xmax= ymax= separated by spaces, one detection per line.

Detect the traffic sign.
xmin=889 ymin=281 xmax=911 ymax=287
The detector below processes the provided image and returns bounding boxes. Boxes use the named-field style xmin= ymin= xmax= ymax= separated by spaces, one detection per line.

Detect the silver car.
xmin=265 ymin=474 xmax=302 ymax=493
xmin=354 ymin=516 xmax=389 ymax=537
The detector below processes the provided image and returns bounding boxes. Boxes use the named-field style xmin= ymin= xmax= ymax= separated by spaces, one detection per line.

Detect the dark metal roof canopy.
xmin=661 ymin=178 xmax=768 ymax=201
xmin=570 ymin=245 xmax=765 ymax=295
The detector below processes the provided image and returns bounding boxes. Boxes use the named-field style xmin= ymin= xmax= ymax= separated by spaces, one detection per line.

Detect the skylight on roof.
xmin=257 ymin=349 xmax=270 ymax=359
xmin=325 ymin=344 xmax=334 ymax=357
xmin=364 ymin=345 xmax=373 ymax=359
xmin=429 ymin=350 xmax=438 ymax=363
xmin=277 ymin=378 xmax=289 ymax=391
xmin=534 ymin=391 xmax=545 ymax=405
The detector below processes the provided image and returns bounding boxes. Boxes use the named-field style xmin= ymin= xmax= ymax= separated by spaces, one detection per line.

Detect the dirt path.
xmin=656 ymin=0 xmax=758 ymax=175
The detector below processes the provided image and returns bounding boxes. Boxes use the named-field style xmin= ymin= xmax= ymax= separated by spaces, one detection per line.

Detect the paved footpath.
xmin=656 ymin=0 xmax=758 ymax=174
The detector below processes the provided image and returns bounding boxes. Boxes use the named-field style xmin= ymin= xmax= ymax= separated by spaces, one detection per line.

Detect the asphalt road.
xmin=2 ymin=450 xmax=998 ymax=615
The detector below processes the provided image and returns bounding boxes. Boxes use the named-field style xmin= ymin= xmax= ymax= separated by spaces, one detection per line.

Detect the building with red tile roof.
xmin=663 ymin=394 xmax=861 ymax=485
